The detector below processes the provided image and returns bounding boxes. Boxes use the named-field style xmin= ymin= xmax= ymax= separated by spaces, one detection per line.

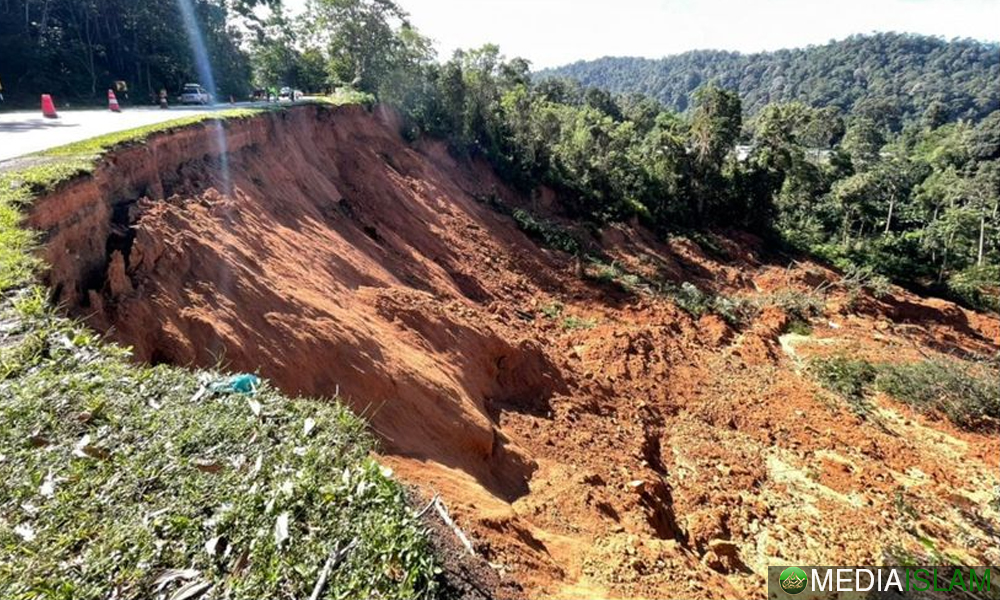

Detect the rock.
xmin=708 ymin=539 xmax=739 ymax=556
xmin=106 ymin=251 xmax=133 ymax=298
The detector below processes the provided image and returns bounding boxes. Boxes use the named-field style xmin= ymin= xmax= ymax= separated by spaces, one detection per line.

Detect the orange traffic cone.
xmin=41 ymin=94 xmax=58 ymax=118
xmin=108 ymin=89 xmax=121 ymax=112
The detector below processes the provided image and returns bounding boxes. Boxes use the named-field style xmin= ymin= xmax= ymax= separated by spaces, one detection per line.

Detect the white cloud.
xmin=284 ymin=0 xmax=1000 ymax=68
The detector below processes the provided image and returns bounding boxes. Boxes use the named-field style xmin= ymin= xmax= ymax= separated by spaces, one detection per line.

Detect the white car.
xmin=180 ymin=84 xmax=212 ymax=105
xmin=279 ymin=87 xmax=304 ymax=102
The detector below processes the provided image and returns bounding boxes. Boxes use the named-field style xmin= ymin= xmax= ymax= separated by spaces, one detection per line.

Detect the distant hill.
xmin=537 ymin=33 xmax=1000 ymax=125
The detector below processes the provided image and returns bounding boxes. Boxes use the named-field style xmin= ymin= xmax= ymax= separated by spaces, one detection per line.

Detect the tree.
xmin=688 ymin=85 xmax=742 ymax=218
xmin=310 ymin=0 xmax=408 ymax=93
xmin=965 ymin=161 xmax=1000 ymax=266
xmin=0 ymin=0 xmax=263 ymax=103
xmin=842 ymin=117 xmax=885 ymax=171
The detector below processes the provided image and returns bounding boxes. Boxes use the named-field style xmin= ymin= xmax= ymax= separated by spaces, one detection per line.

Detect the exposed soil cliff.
xmin=28 ymin=105 xmax=1000 ymax=599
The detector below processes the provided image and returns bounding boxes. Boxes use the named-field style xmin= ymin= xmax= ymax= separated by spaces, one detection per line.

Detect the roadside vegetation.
xmin=0 ymin=112 xmax=440 ymax=599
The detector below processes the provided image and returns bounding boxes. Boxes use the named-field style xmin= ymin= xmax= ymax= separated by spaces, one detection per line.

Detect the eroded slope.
xmin=28 ymin=105 xmax=1000 ymax=599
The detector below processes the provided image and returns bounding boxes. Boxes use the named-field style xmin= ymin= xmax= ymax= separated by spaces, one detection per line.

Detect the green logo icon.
xmin=779 ymin=567 xmax=808 ymax=595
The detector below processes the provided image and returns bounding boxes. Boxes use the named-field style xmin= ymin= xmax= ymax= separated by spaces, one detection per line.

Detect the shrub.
xmin=785 ymin=319 xmax=814 ymax=336
xmin=811 ymin=356 xmax=878 ymax=401
xmin=765 ymin=290 xmax=825 ymax=322
xmin=665 ymin=282 xmax=759 ymax=327
xmin=809 ymin=356 xmax=878 ymax=418
xmin=540 ymin=302 xmax=564 ymax=319
xmin=512 ymin=209 xmax=582 ymax=255
xmin=876 ymin=359 xmax=999 ymax=430
xmin=587 ymin=260 xmax=644 ymax=293
xmin=839 ymin=264 xmax=892 ymax=304
xmin=947 ymin=265 xmax=1000 ymax=313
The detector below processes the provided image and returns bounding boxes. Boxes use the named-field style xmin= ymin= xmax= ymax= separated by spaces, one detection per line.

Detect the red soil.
xmin=28 ymin=105 xmax=1000 ymax=599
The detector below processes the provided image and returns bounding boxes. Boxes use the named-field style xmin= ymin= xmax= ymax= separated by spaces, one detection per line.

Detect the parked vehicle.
xmin=278 ymin=87 xmax=304 ymax=102
xmin=179 ymin=84 xmax=212 ymax=105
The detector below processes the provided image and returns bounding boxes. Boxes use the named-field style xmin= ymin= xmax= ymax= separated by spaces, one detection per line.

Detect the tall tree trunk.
xmin=884 ymin=196 xmax=895 ymax=234
xmin=940 ymin=229 xmax=955 ymax=282
xmin=978 ymin=212 xmax=986 ymax=267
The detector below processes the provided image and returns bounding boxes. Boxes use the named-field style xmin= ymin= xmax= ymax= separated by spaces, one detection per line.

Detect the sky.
xmin=283 ymin=0 xmax=1000 ymax=69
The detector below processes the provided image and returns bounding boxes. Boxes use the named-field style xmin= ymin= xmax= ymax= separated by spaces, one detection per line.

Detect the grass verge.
xmin=0 ymin=107 xmax=440 ymax=599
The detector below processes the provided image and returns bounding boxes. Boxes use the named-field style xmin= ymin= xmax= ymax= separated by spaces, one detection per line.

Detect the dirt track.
xmin=27 ymin=105 xmax=1000 ymax=598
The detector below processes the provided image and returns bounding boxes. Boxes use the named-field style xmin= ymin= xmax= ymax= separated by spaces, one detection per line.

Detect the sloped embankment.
xmin=29 ymin=104 xmax=1000 ymax=599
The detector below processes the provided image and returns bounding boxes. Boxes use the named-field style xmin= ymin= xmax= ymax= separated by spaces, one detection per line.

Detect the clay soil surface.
xmin=28 ymin=105 xmax=1000 ymax=598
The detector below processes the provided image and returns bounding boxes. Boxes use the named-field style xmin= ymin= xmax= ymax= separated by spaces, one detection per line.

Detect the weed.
xmin=785 ymin=319 xmax=814 ymax=336
xmin=562 ymin=315 xmax=598 ymax=330
xmin=540 ymin=302 xmax=564 ymax=319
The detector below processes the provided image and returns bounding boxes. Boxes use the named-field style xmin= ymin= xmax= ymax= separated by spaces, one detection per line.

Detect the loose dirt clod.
xmin=28 ymin=105 xmax=1000 ymax=599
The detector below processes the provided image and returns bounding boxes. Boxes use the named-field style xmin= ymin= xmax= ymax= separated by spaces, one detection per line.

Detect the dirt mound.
xmin=28 ymin=105 xmax=1000 ymax=598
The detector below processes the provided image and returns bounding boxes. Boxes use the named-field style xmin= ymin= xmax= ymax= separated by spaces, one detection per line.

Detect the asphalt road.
xmin=0 ymin=102 xmax=268 ymax=163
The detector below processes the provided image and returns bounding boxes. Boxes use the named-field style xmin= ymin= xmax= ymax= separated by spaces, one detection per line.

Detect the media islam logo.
xmin=771 ymin=566 xmax=993 ymax=596
xmin=779 ymin=567 xmax=808 ymax=595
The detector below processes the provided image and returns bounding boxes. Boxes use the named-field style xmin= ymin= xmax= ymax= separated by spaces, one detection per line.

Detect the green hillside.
xmin=538 ymin=33 xmax=1000 ymax=126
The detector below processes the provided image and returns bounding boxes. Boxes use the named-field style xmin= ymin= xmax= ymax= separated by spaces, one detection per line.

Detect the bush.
xmin=810 ymin=356 xmax=878 ymax=402
xmin=540 ymin=302 xmax=564 ymax=319
xmin=876 ymin=359 xmax=1000 ymax=430
xmin=810 ymin=356 xmax=1000 ymax=431
xmin=587 ymin=260 xmax=644 ymax=293
xmin=512 ymin=209 xmax=582 ymax=255
xmin=765 ymin=290 xmax=825 ymax=322
xmin=947 ymin=265 xmax=1000 ymax=313
xmin=665 ymin=282 xmax=759 ymax=327
xmin=785 ymin=319 xmax=814 ymax=336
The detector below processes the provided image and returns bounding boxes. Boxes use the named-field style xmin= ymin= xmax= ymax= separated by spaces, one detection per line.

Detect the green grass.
xmin=0 ymin=105 xmax=441 ymax=599
xmin=0 ymin=307 xmax=439 ymax=599
xmin=561 ymin=315 xmax=598 ymax=330
xmin=540 ymin=302 xmax=564 ymax=319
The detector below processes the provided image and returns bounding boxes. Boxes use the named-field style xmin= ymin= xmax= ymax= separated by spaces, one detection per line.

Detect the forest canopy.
xmin=537 ymin=33 xmax=1000 ymax=129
